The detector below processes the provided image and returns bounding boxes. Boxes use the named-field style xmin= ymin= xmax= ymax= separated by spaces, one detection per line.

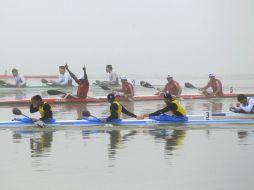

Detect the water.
xmin=0 ymin=76 xmax=254 ymax=190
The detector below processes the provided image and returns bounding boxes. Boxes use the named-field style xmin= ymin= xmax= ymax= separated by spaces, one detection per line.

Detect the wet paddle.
xmin=41 ymin=78 xmax=55 ymax=86
xmin=184 ymin=82 xmax=199 ymax=90
xmin=99 ymin=84 xmax=111 ymax=90
xmin=41 ymin=79 xmax=48 ymax=84
xmin=140 ymin=81 xmax=156 ymax=89
xmin=82 ymin=110 xmax=103 ymax=122
xmin=12 ymin=108 xmax=30 ymax=118
xmin=12 ymin=108 xmax=45 ymax=127
xmin=47 ymin=89 xmax=93 ymax=98
xmin=47 ymin=89 xmax=66 ymax=95
xmin=0 ymin=80 xmax=7 ymax=85
xmin=0 ymin=80 xmax=14 ymax=87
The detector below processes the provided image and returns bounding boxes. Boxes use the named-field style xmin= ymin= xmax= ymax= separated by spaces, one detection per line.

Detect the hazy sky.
xmin=0 ymin=0 xmax=253 ymax=76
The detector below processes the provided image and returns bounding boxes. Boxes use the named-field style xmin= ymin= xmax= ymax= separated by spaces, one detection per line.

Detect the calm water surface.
xmin=0 ymin=76 xmax=254 ymax=190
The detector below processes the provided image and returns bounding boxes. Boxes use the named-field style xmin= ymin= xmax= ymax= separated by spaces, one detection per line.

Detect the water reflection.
xmin=0 ymin=89 xmax=27 ymax=100
xmin=201 ymin=99 xmax=223 ymax=112
xmin=107 ymin=130 xmax=137 ymax=167
xmin=13 ymin=130 xmax=54 ymax=157
xmin=149 ymin=129 xmax=186 ymax=157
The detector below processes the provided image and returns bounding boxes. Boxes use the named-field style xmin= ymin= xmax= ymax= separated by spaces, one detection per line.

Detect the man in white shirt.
xmin=49 ymin=66 xmax=72 ymax=86
xmin=106 ymin=64 xmax=119 ymax=86
xmin=230 ymin=94 xmax=254 ymax=113
xmin=11 ymin=68 xmax=26 ymax=87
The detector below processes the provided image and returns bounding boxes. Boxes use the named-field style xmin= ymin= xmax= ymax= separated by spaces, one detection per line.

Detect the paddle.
xmin=41 ymin=79 xmax=48 ymax=84
xmin=0 ymin=79 xmax=14 ymax=87
xmin=82 ymin=110 xmax=103 ymax=122
xmin=41 ymin=78 xmax=54 ymax=86
xmin=47 ymin=89 xmax=93 ymax=98
xmin=47 ymin=89 xmax=66 ymax=95
xmin=184 ymin=82 xmax=198 ymax=89
xmin=12 ymin=108 xmax=30 ymax=118
xmin=0 ymin=80 xmax=7 ymax=85
xmin=140 ymin=81 xmax=156 ymax=89
xmin=12 ymin=108 xmax=45 ymax=127
xmin=99 ymin=84 xmax=111 ymax=90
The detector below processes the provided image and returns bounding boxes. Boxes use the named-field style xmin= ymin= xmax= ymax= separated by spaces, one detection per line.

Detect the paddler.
xmin=156 ymin=75 xmax=182 ymax=97
xmin=49 ymin=66 xmax=72 ymax=86
xmin=64 ymin=64 xmax=89 ymax=98
xmin=230 ymin=94 xmax=254 ymax=113
xmin=103 ymin=93 xmax=139 ymax=122
xmin=11 ymin=68 xmax=27 ymax=87
xmin=139 ymin=93 xmax=187 ymax=121
xmin=112 ymin=75 xmax=134 ymax=99
xmin=30 ymin=95 xmax=53 ymax=122
xmin=199 ymin=73 xmax=223 ymax=97
xmin=106 ymin=64 xmax=119 ymax=86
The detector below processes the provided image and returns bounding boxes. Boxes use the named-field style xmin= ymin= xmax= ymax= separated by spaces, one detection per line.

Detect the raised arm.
xmin=65 ymin=64 xmax=79 ymax=84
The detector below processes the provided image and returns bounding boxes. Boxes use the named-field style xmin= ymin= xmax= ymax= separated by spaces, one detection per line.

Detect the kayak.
xmin=0 ymin=75 xmax=58 ymax=79
xmin=1 ymin=117 xmax=254 ymax=127
xmin=1 ymin=92 xmax=254 ymax=106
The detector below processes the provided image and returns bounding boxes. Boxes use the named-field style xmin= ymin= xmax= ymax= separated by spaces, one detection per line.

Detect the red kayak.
xmin=1 ymin=93 xmax=254 ymax=106
xmin=0 ymin=75 xmax=58 ymax=79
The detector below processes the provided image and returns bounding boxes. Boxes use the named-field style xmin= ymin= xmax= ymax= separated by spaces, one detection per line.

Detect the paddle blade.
xmin=47 ymin=90 xmax=65 ymax=95
xmin=100 ymin=85 xmax=111 ymax=90
xmin=0 ymin=80 xmax=7 ymax=85
xmin=140 ymin=81 xmax=154 ymax=88
xmin=184 ymin=82 xmax=197 ymax=89
xmin=12 ymin=108 xmax=22 ymax=115
xmin=82 ymin=110 xmax=91 ymax=117
xmin=41 ymin=79 xmax=48 ymax=83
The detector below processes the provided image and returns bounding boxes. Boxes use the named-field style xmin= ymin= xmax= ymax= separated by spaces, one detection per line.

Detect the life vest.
xmin=167 ymin=99 xmax=186 ymax=117
xmin=111 ymin=101 xmax=123 ymax=119
xmin=39 ymin=102 xmax=52 ymax=118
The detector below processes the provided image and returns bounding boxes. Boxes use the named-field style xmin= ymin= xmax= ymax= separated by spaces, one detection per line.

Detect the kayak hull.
xmin=1 ymin=117 xmax=254 ymax=127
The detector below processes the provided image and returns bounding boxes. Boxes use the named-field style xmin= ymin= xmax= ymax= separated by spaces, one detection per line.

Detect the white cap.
xmin=167 ymin=74 xmax=173 ymax=79
xmin=209 ymin=73 xmax=215 ymax=77
xmin=120 ymin=75 xmax=127 ymax=80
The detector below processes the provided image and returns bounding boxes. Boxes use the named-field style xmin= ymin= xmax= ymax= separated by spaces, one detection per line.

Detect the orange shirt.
xmin=77 ymin=81 xmax=89 ymax=98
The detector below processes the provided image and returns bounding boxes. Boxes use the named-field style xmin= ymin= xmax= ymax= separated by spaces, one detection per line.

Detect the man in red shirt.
xmin=64 ymin=64 xmax=89 ymax=98
xmin=157 ymin=75 xmax=182 ymax=97
xmin=113 ymin=75 xmax=134 ymax=99
xmin=200 ymin=73 xmax=223 ymax=97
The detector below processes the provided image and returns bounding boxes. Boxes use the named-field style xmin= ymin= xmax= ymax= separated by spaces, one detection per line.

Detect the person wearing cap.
xmin=157 ymin=75 xmax=182 ymax=97
xmin=106 ymin=64 xmax=119 ymax=86
xmin=11 ymin=68 xmax=27 ymax=87
xmin=49 ymin=65 xmax=72 ymax=86
xmin=113 ymin=75 xmax=134 ymax=99
xmin=230 ymin=94 xmax=254 ymax=113
xmin=199 ymin=73 xmax=223 ymax=97
xmin=103 ymin=93 xmax=139 ymax=122
xmin=30 ymin=95 xmax=53 ymax=122
xmin=64 ymin=64 xmax=89 ymax=98
xmin=140 ymin=93 xmax=187 ymax=119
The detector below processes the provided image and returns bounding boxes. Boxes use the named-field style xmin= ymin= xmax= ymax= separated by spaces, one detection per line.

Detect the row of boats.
xmin=1 ymin=74 xmax=254 ymax=127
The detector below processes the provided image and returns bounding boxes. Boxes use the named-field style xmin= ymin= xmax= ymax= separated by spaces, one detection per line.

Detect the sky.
xmin=0 ymin=0 xmax=253 ymax=76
